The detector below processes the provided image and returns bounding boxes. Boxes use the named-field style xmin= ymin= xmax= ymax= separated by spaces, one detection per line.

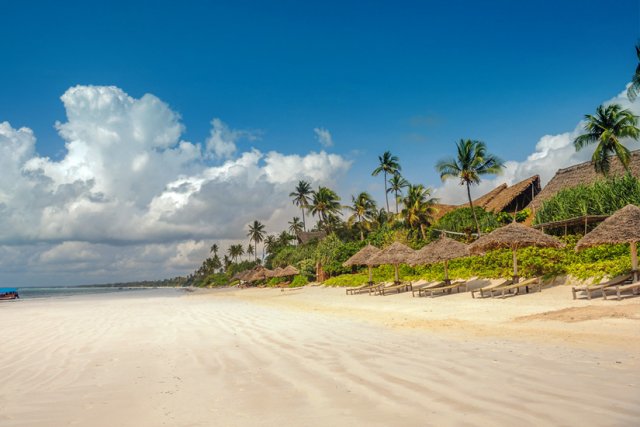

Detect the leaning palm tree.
xmin=247 ymin=220 xmax=266 ymax=261
xmin=288 ymin=217 xmax=304 ymax=236
xmin=289 ymin=180 xmax=313 ymax=231
xmin=372 ymin=151 xmax=401 ymax=213
xmin=574 ymin=104 xmax=639 ymax=175
xmin=309 ymin=186 xmax=342 ymax=231
xmin=347 ymin=192 xmax=377 ymax=240
xmin=400 ymin=184 xmax=437 ymax=240
xmin=436 ymin=139 xmax=504 ymax=237
xmin=627 ymin=43 xmax=640 ymax=102
xmin=387 ymin=174 xmax=409 ymax=214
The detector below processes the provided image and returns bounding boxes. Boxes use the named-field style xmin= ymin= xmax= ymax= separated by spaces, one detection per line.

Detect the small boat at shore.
xmin=0 ymin=287 xmax=19 ymax=300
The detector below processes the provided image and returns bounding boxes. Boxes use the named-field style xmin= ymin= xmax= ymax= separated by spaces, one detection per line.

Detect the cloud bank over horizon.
xmin=0 ymin=85 xmax=351 ymax=285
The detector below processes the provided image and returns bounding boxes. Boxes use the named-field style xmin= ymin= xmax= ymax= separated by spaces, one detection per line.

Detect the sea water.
xmin=13 ymin=287 xmax=170 ymax=299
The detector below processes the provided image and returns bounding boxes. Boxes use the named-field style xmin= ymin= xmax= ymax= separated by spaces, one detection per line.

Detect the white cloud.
xmin=313 ymin=127 xmax=333 ymax=147
xmin=0 ymin=85 xmax=352 ymax=285
xmin=434 ymin=86 xmax=640 ymax=204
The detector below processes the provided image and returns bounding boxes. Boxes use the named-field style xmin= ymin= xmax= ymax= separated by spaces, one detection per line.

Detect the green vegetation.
xmin=431 ymin=207 xmax=500 ymax=240
xmin=534 ymin=174 xmax=640 ymax=224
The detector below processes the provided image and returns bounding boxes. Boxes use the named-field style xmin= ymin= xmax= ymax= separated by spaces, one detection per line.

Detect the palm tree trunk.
xmin=254 ymin=241 xmax=257 ymax=262
xmin=360 ymin=227 xmax=364 ymax=241
xmin=395 ymin=189 xmax=399 ymax=214
xmin=420 ymin=224 xmax=426 ymax=240
xmin=466 ymin=182 xmax=481 ymax=237
xmin=301 ymin=208 xmax=306 ymax=232
xmin=384 ymin=171 xmax=390 ymax=213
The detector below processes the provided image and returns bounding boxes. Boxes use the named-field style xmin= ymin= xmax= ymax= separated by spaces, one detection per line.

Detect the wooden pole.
xmin=368 ymin=265 xmax=373 ymax=284
xmin=512 ymin=248 xmax=519 ymax=283
xmin=443 ymin=260 xmax=449 ymax=284
xmin=631 ymin=242 xmax=638 ymax=282
xmin=394 ymin=264 xmax=399 ymax=283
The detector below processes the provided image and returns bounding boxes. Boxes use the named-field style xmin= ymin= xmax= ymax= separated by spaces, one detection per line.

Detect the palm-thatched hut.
xmin=281 ymin=265 xmax=299 ymax=277
xmin=342 ymin=244 xmax=381 ymax=283
xmin=296 ymin=230 xmax=327 ymax=244
xmin=576 ymin=204 xmax=640 ymax=281
xmin=469 ymin=222 xmax=564 ymax=282
xmin=247 ymin=266 xmax=273 ymax=282
xmin=269 ymin=267 xmax=285 ymax=278
xmin=410 ymin=236 xmax=469 ymax=283
xmin=368 ymin=242 xmax=415 ymax=283
xmin=528 ymin=150 xmax=640 ymax=219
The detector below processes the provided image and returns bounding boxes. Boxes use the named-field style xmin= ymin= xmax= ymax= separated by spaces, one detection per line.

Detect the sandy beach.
xmin=1 ymin=286 xmax=639 ymax=427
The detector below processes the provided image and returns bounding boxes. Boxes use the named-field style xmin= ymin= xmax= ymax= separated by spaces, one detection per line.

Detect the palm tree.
xmin=628 ymin=43 xmax=640 ymax=102
xmin=263 ymin=235 xmax=277 ymax=257
xmin=387 ymin=174 xmax=409 ymax=214
xmin=574 ymin=104 xmax=639 ymax=175
xmin=247 ymin=220 xmax=266 ymax=261
xmin=372 ymin=151 xmax=401 ymax=213
xmin=309 ymin=186 xmax=342 ymax=231
xmin=223 ymin=255 xmax=231 ymax=271
xmin=228 ymin=244 xmax=244 ymax=264
xmin=288 ymin=217 xmax=304 ymax=236
xmin=210 ymin=243 xmax=218 ymax=255
xmin=400 ymin=184 xmax=437 ymax=240
xmin=246 ymin=244 xmax=254 ymax=260
xmin=436 ymin=139 xmax=504 ymax=237
xmin=278 ymin=231 xmax=292 ymax=247
xmin=289 ymin=180 xmax=313 ymax=231
xmin=347 ymin=192 xmax=377 ymax=240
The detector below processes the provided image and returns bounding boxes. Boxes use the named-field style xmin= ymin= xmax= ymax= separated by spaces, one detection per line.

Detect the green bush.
xmin=534 ymin=173 xmax=640 ymax=224
xmin=431 ymin=207 xmax=500 ymax=239
xmin=290 ymin=275 xmax=309 ymax=287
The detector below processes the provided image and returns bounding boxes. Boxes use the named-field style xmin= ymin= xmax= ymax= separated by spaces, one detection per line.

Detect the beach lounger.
xmin=571 ymin=274 xmax=632 ymax=300
xmin=422 ymin=280 xmax=467 ymax=298
xmin=381 ymin=281 xmax=412 ymax=296
xmin=413 ymin=281 xmax=445 ymax=297
xmin=489 ymin=277 xmax=541 ymax=298
xmin=369 ymin=282 xmax=394 ymax=295
xmin=471 ymin=279 xmax=512 ymax=299
xmin=346 ymin=282 xmax=374 ymax=295
xmin=411 ymin=280 xmax=437 ymax=297
xmin=349 ymin=282 xmax=380 ymax=295
xmin=603 ymin=279 xmax=640 ymax=300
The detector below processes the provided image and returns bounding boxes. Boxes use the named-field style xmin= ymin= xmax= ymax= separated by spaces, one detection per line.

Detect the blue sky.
xmin=0 ymin=1 xmax=638 ymax=285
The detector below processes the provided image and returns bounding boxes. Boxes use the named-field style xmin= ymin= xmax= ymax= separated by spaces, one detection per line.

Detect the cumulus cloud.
xmin=313 ymin=127 xmax=333 ymax=147
xmin=435 ymin=86 xmax=640 ymax=204
xmin=0 ymin=85 xmax=352 ymax=285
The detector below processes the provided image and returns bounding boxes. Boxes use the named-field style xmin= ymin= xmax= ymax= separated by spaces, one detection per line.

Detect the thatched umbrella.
xmin=368 ymin=242 xmax=415 ymax=283
xmin=342 ymin=244 xmax=381 ymax=283
xmin=247 ymin=266 xmax=273 ymax=282
xmin=469 ymin=222 xmax=564 ymax=282
xmin=281 ymin=265 xmax=299 ymax=277
xmin=576 ymin=204 xmax=640 ymax=281
xmin=409 ymin=236 xmax=469 ymax=284
xmin=270 ymin=267 xmax=285 ymax=278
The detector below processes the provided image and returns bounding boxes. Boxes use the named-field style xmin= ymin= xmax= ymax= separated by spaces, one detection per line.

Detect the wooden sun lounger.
xmin=346 ymin=282 xmax=374 ymax=295
xmin=422 ymin=280 xmax=467 ymax=298
xmin=603 ymin=280 xmax=640 ymax=300
xmin=413 ymin=281 xmax=445 ymax=297
xmin=471 ymin=279 xmax=513 ymax=299
xmin=381 ymin=281 xmax=413 ymax=296
xmin=369 ymin=282 xmax=394 ymax=295
xmin=571 ymin=274 xmax=632 ymax=300
xmin=489 ymin=277 xmax=541 ymax=298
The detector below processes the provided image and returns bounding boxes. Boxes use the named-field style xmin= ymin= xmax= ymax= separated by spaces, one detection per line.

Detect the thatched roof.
xmin=469 ymin=222 xmax=564 ymax=254
xmin=296 ymin=230 xmax=327 ymax=244
xmin=342 ymin=244 xmax=381 ymax=267
xmin=576 ymin=204 xmax=640 ymax=249
xmin=529 ymin=150 xmax=640 ymax=214
xmin=281 ymin=265 xmax=299 ymax=276
xmin=368 ymin=242 xmax=415 ymax=265
xmin=409 ymin=236 xmax=469 ymax=265
xmin=432 ymin=175 xmax=541 ymax=221
xmin=270 ymin=267 xmax=285 ymax=277
xmin=247 ymin=266 xmax=273 ymax=281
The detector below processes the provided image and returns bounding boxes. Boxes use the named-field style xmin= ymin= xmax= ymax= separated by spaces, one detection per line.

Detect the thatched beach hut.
xmin=469 ymin=222 xmax=564 ymax=282
xmin=368 ymin=242 xmax=415 ymax=283
xmin=281 ymin=265 xmax=299 ymax=277
xmin=342 ymin=244 xmax=381 ymax=284
xmin=410 ymin=236 xmax=468 ymax=283
xmin=576 ymin=204 xmax=640 ymax=281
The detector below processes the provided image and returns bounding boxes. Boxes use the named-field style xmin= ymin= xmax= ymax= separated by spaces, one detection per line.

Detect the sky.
xmin=0 ymin=1 xmax=639 ymax=286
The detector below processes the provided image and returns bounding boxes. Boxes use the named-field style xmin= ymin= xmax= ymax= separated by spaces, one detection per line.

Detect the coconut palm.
xmin=289 ymin=180 xmax=313 ymax=231
xmin=574 ymin=104 xmax=639 ymax=175
xmin=288 ymin=217 xmax=304 ymax=236
xmin=246 ymin=244 xmax=254 ymax=260
xmin=347 ymin=192 xmax=377 ymax=240
xmin=400 ymin=184 xmax=437 ymax=240
xmin=372 ymin=151 xmax=401 ymax=213
xmin=223 ymin=255 xmax=231 ymax=271
xmin=436 ymin=139 xmax=504 ymax=236
xmin=278 ymin=231 xmax=293 ymax=247
xmin=263 ymin=235 xmax=277 ymax=256
xmin=247 ymin=220 xmax=266 ymax=261
xmin=228 ymin=244 xmax=244 ymax=264
xmin=387 ymin=174 xmax=409 ymax=214
xmin=210 ymin=243 xmax=218 ymax=255
xmin=309 ymin=186 xmax=342 ymax=231
xmin=628 ymin=43 xmax=640 ymax=102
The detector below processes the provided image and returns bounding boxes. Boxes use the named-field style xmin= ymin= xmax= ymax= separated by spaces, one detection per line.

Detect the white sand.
xmin=0 ymin=286 xmax=639 ymax=426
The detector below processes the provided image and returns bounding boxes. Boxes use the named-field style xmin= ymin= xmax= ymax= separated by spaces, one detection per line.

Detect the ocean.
xmin=12 ymin=287 xmax=177 ymax=299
